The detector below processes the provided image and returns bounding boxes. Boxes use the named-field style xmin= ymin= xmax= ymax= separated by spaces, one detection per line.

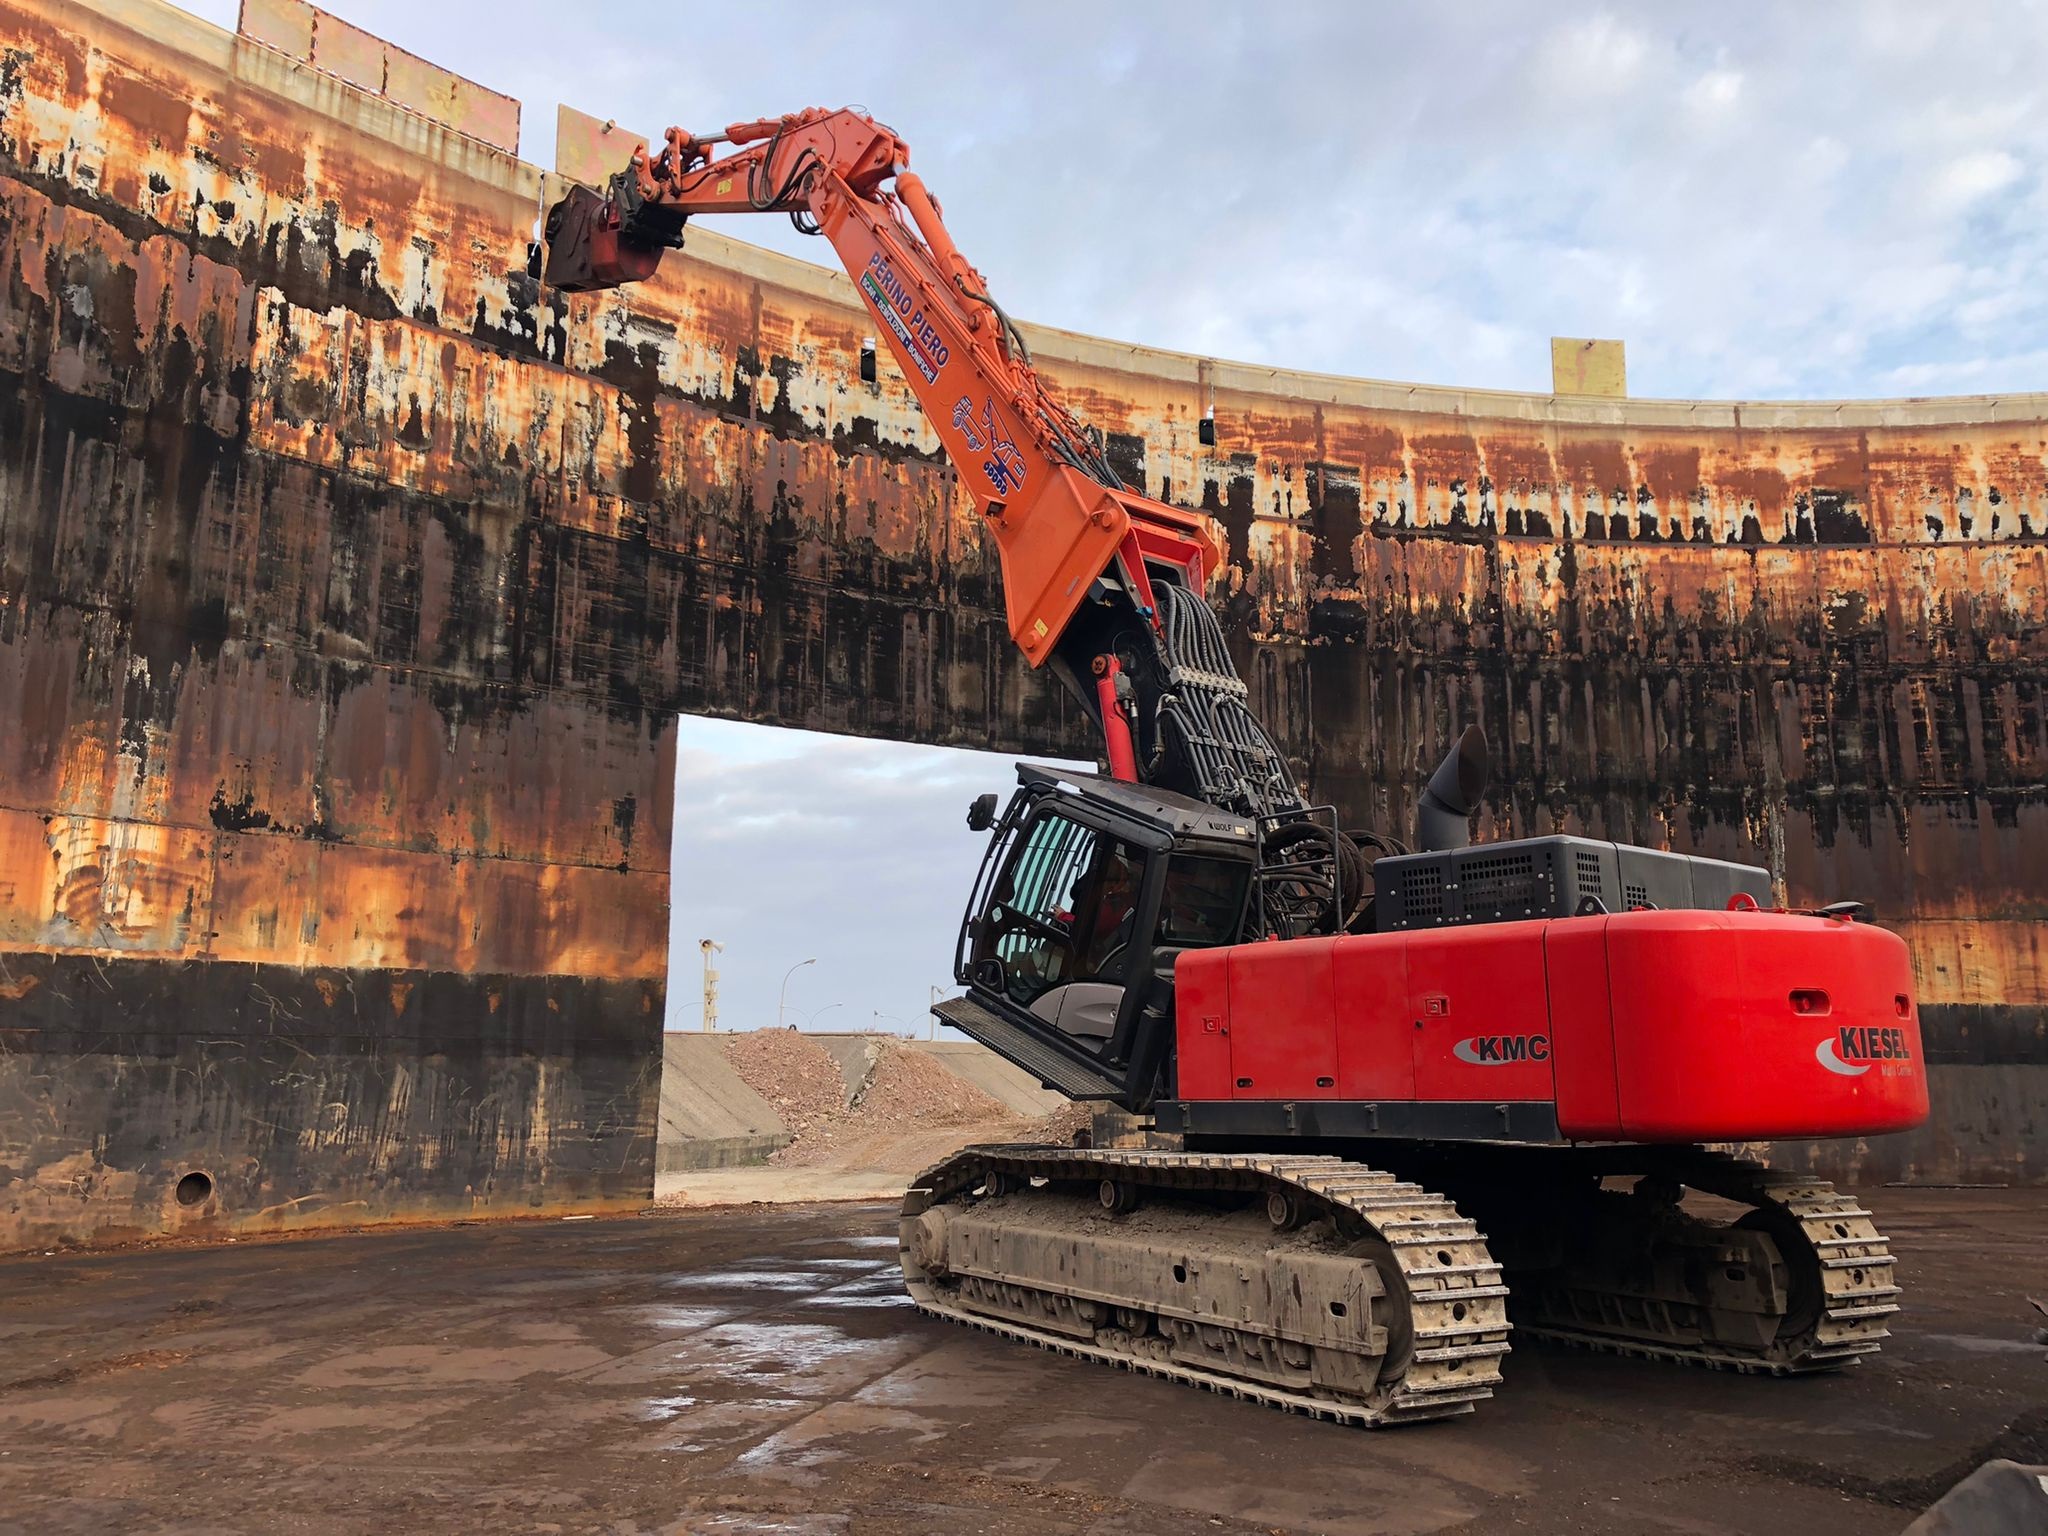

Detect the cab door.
xmin=1405 ymin=926 xmax=1556 ymax=1102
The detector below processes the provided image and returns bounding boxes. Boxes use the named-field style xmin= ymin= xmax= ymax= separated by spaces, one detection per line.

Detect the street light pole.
xmin=778 ymin=957 xmax=817 ymax=1029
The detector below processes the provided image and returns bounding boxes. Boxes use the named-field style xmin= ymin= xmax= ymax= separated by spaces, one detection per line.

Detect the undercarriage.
xmin=899 ymin=1142 xmax=1899 ymax=1426
xmin=1423 ymin=1144 xmax=1900 ymax=1373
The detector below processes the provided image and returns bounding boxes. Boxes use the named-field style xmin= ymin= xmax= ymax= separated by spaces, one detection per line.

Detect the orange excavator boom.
xmin=544 ymin=108 xmax=1218 ymax=669
xmin=542 ymin=107 xmax=1298 ymax=821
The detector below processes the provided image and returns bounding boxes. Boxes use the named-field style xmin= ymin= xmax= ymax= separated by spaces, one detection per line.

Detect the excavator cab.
xmin=938 ymin=765 xmax=1259 ymax=1111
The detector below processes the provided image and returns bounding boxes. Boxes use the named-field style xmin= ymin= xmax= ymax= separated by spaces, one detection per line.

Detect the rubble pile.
xmin=704 ymin=1030 xmax=1093 ymax=1174
xmin=1025 ymin=1100 xmax=1094 ymax=1145
xmin=857 ymin=1040 xmax=1010 ymax=1128
xmin=719 ymin=1029 xmax=848 ymax=1142
xmin=770 ymin=1038 xmax=1012 ymax=1167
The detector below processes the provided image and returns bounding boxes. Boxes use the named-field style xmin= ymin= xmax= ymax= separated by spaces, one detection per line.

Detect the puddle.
xmin=639 ymin=1320 xmax=921 ymax=1403
xmin=642 ymin=1393 xmax=700 ymax=1421
xmin=692 ymin=1322 xmax=866 ymax=1373
xmin=1919 ymin=1332 xmax=2042 ymax=1357
xmin=732 ymin=1401 xmax=950 ymax=1483
xmin=666 ymin=1270 xmax=832 ymax=1293
xmin=725 ymin=1257 xmax=853 ymax=1272
xmin=800 ymin=1272 xmax=910 ymax=1307
xmin=853 ymin=1342 xmax=1072 ymax=1411
xmin=643 ymin=1395 xmax=809 ymax=1455
xmin=691 ymin=1516 xmax=850 ymax=1534
xmin=819 ymin=1277 xmax=909 ymax=1302
xmin=798 ymin=1235 xmax=898 ymax=1251
xmin=625 ymin=1304 xmax=738 ymax=1331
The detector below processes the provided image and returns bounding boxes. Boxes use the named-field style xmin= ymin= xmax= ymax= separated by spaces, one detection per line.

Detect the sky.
xmin=662 ymin=720 xmax=1086 ymax=1039
xmin=172 ymin=1 xmax=2048 ymax=1030
xmin=179 ymin=0 xmax=2048 ymax=399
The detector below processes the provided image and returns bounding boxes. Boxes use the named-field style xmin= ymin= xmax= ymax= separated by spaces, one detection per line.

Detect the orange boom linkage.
xmin=544 ymin=108 xmax=1296 ymax=816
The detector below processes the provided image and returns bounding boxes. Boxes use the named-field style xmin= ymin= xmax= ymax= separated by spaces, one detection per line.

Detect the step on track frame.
xmin=899 ymin=1146 xmax=1511 ymax=1427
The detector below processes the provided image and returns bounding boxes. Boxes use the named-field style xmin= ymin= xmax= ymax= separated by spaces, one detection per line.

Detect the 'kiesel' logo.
xmin=1453 ymin=1034 xmax=1550 ymax=1065
xmin=1816 ymin=1026 xmax=1913 ymax=1077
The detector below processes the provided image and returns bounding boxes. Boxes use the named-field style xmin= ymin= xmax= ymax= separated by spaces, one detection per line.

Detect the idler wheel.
xmin=909 ymin=1209 xmax=952 ymax=1276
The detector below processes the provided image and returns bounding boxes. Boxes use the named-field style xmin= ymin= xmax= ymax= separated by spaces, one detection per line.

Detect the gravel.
xmin=719 ymin=1030 xmax=849 ymax=1141
xmin=714 ymin=1030 xmax=1093 ymax=1170
xmin=855 ymin=1041 xmax=1009 ymax=1127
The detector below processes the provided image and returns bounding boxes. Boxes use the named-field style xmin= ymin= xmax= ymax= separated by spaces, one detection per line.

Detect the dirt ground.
xmin=0 ymin=1188 xmax=2041 ymax=1536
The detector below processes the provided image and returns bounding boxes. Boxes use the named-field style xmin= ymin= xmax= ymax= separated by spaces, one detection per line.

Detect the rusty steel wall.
xmin=0 ymin=0 xmax=691 ymax=1247
xmin=0 ymin=0 xmax=2041 ymax=1249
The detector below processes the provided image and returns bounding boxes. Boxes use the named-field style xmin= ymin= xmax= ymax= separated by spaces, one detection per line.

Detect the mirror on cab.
xmin=967 ymin=792 xmax=999 ymax=832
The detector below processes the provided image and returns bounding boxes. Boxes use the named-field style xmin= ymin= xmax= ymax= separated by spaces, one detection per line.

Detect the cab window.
xmin=1157 ymin=855 xmax=1248 ymax=947
xmin=984 ymin=812 xmax=1094 ymax=1005
xmin=981 ymin=812 xmax=1146 ymax=1005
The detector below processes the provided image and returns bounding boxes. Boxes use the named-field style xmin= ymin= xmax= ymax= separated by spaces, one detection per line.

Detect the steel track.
xmin=900 ymin=1146 xmax=1511 ymax=1427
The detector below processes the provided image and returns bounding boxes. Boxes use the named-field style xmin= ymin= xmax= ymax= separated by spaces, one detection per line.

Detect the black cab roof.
xmin=1015 ymin=763 xmax=1259 ymax=845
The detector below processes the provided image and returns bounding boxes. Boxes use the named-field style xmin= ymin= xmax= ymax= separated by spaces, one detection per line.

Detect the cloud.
xmin=1538 ymin=15 xmax=1654 ymax=92
xmin=1930 ymin=149 xmax=2026 ymax=211
xmin=1683 ymin=67 xmax=1744 ymax=115
xmin=175 ymin=0 xmax=2048 ymax=401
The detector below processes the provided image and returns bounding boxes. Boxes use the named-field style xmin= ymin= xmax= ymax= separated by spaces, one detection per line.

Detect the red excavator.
xmin=543 ymin=108 xmax=1929 ymax=1424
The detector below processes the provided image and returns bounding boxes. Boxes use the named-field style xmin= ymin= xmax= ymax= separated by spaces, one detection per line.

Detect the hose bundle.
xmin=1148 ymin=584 xmax=1304 ymax=822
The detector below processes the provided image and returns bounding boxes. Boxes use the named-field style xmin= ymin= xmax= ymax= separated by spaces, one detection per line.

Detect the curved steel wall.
xmin=0 ymin=0 xmax=2039 ymax=1246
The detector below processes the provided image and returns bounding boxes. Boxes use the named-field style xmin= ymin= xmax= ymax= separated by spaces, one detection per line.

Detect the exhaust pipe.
xmin=1417 ymin=724 xmax=1489 ymax=852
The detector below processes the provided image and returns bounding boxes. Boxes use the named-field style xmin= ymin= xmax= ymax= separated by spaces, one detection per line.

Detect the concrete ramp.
xmin=907 ymin=1039 xmax=1067 ymax=1117
xmin=657 ymin=1035 xmax=792 ymax=1172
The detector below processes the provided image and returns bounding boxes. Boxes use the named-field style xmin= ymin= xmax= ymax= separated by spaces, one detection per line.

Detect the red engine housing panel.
xmin=1174 ymin=910 xmax=1928 ymax=1144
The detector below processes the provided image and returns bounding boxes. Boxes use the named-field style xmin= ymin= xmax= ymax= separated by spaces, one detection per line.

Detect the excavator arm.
xmin=542 ymin=108 xmax=1303 ymax=823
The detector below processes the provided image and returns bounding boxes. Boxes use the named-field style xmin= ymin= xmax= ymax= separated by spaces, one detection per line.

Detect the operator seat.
xmin=1028 ymin=982 xmax=1122 ymax=1045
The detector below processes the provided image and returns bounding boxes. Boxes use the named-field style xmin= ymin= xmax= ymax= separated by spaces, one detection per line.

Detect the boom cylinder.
xmin=1093 ymin=656 xmax=1138 ymax=782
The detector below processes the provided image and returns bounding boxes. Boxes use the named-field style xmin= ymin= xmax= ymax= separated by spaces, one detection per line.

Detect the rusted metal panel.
xmin=0 ymin=806 xmax=213 ymax=952
xmin=1551 ymin=337 xmax=1626 ymax=398
xmin=235 ymin=0 xmax=522 ymax=155
xmin=0 ymin=0 xmax=666 ymax=1247
xmin=556 ymin=103 xmax=646 ymax=191
xmin=0 ymin=0 xmax=2042 ymax=1255
xmin=237 ymin=0 xmax=311 ymax=56
xmin=0 ymin=952 xmax=658 ymax=1249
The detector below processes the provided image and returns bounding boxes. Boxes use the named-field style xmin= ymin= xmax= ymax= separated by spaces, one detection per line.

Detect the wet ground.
xmin=0 ymin=1189 xmax=2041 ymax=1536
